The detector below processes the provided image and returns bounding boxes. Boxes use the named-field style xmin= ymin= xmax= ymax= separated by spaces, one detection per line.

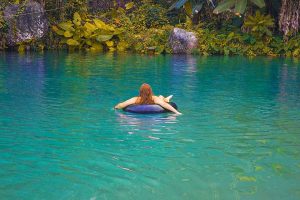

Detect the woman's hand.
xmin=114 ymin=104 xmax=121 ymax=109
xmin=153 ymin=96 xmax=182 ymax=115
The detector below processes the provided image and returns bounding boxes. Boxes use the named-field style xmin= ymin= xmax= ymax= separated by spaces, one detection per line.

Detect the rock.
xmin=3 ymin=0 xmax=48 ymax=46
xmin=168 ymin=28 xmax=198 ymax=54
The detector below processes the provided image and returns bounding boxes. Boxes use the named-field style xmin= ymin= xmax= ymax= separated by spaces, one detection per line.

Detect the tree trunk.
xmin=279 ymin=0 xmax=300 ymax=35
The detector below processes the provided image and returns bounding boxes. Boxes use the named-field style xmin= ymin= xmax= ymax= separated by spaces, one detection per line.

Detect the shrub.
xmin=52 ymin=12 xmax=122 ymax=51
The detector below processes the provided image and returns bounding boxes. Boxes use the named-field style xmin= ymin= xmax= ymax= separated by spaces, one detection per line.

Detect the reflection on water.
xmin=115 ymin=112 xmax=178 ymax=136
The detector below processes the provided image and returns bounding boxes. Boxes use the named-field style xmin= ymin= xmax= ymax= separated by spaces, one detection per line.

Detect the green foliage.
xmin=168 ymin=0 xmax=215 ymax=17
xmin=101 ymin=1 xmax=172 ymax=54
xmin=282 ymin=35 xmax=300 ymax=57
xmin=126 ymin=25 xmax=173 ymax=54
xmin=195 ymin=26 xmax=300 ymax=58
xmin=0 ymin=11 xmax=4 ymax=29
xmin=125 ymin=2 xmax=172 ymax=54
xmin=0 ymin=11 xmax=8 ymax=50
xmin=213 ymin=0 xmax=265 ymax=15
xmin=0 ymin=0 xmax=299 ymax=58
xmin=52 ymin=12 xmax=122 ymax=51
xmin=197 ymin=29 xmax=248 ymax=56
xmin=243 ymin=11 xmax=274 ymax=38
xmin=130 ymin=2 xmax=169 ymax=29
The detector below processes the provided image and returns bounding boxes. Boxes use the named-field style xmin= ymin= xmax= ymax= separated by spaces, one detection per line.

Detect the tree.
xmin=279 ymin=0 xmax=300 ymax=35
xmin=213 ymin=0 xmax=265 ymax=15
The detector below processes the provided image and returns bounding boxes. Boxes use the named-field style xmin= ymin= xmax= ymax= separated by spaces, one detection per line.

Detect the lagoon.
xmin=0 ymin=52 xmax=300 ymax=199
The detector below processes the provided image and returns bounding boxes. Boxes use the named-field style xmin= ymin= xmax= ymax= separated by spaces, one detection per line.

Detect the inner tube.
xmin=123 ymin=102 xmax=178 ymax=114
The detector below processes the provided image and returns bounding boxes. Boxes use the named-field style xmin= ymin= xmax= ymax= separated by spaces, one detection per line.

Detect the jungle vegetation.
xmin=0 ymin=0 xmax=300 ymax=57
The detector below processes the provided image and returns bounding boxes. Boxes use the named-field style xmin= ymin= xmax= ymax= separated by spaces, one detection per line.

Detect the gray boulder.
xmin=169 ymin=28 xmax=198 ymax=54
xmin=3 ymin=0 xmax=48 ymax=46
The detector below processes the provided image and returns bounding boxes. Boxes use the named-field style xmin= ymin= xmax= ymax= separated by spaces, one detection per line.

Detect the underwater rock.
xmin=168 ymin=28 xmax=198 ymax=54
xmin=3 ymin=0 xmax=48 ymax=46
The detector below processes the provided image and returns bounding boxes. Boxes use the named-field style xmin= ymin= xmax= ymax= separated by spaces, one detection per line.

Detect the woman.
xmin=114 ymin=83 xmax=182 ymax=115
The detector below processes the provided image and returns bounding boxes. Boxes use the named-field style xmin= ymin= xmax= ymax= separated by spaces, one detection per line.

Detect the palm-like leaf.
xmin=169 ymin=0 xmax=215 ymax=14
xmin=235 ymin=0 xmax=247 ymax=14
xmin=250 ymin=0 xmax=265 ymax=8
xmin=213 ymin=0 xmax=235 ymax=14
xmin=243 ymin=11 xmax=274 ymax=37
xmin=214 ymin=0 xmax=265 ymax=14
xmin=168 ymin=0 xmax=189 ymax=10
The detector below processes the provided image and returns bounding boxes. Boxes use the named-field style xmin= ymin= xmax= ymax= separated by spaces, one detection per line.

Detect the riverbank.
xmin=0 ymin=0 xmax=299 ymax=58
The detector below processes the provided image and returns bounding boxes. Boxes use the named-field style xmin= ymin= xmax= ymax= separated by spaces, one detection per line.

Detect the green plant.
xmin=0 ymin=11 xmax=8 ymax=50
xmin=130 ymin=2 xmax=169 ymax=29
xmin=101 ymin=1 xmax=172 ymax=54
xmin=197 ymin=29 xmax=246 ymax=56
xmin=283 ymin=34 xmax=300 ymax=57
xmin=0 ymin=11 xmax=4 ymax=29
xmin=128 ymin=25 xmax=173 ymax=54
xmin=242 ymin=11 xmax=274 ymax=38
xmin=213 ymin=0 xmax=265 ymax=15
xmin=52 ymin=12 xmax=122 ymax=51
xmin=168 ymin=0 xmax=215 ymax=17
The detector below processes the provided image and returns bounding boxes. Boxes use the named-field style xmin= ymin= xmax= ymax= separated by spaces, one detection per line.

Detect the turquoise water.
xmin=0 ymin=52 xmax=300 ymax=200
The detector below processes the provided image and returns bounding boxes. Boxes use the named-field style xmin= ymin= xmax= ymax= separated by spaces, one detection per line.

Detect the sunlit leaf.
xmin=125 ymin=2 xmax=134 ymax=10
xmin=64 ymin=31 xmax=73 ymax=38
xmin=52 ymin=26 xmax=65 ymax=36
xmin=67 ymin=39 xmax=80 ymax=46
xmin=96 ymin=35 xmax=113 ymax=42
xmin=83 ymin=31 xmax=91 ymax=38
xmin=117 ymin=41 xmax=128 ymax=51
xmin=84 ymin=22 xmax=97 ymax=33
xmin=86 ymin=40 xmax=92 ymax=46
xmin=93 ymin=19 xmax=106 ymax=29
xmin=73 ymin=12 xmax=81 ymax=26
xmin=106 ymin=41 xmax=114 ymax=47
xmin=109 ymin=47 xmax=115 ymax=51
xmin=93 ymin=19 xmax=115 ymax=32
xmin=58 ymin=21 xmax=74 ymax=31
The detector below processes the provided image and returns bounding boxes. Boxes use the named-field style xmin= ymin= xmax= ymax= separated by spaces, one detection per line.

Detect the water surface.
xmin=0 ymin=52 xmax=300 ymax=199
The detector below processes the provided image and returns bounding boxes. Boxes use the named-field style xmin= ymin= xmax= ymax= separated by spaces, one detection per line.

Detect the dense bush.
xmin=52 ymin=12 xmax=122 ymax=51
xmin=0 ymin=0 xmax=299 ymax=58
xmin=129 ymin=3 xmax=169 ymax=29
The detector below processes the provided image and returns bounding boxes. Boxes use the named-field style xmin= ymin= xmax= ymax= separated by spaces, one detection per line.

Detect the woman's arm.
xmin=114 ymin=97 xmax=137 ymax=109
xmin=153 ymin=96 xmax=182 ymax=115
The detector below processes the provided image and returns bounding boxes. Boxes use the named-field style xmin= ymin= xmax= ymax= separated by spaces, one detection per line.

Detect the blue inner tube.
xmin=123 ymin=102 xmax=178 ymax=114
